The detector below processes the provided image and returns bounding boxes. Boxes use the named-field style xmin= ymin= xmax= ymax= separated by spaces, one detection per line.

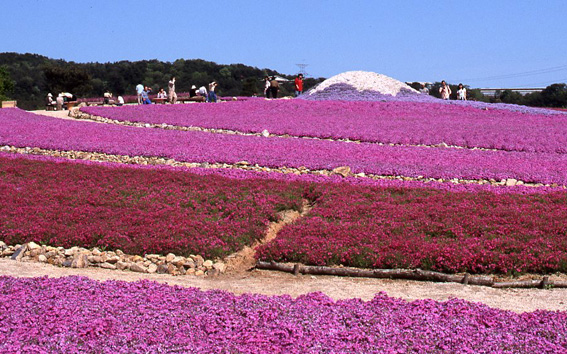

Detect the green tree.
xmin=541 ymin=83 xmax=567 ymax=107
xmin=0 ymin=66 xmax=15 ymax=101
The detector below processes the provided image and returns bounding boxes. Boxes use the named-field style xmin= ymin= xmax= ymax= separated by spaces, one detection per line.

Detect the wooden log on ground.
xmin=492 ymin=280 xmax=543 ymax=288
xmin=256 ymin=261 xmax=496 ymax=286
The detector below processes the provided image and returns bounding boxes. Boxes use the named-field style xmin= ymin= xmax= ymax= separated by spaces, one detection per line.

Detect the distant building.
xmin=478 ymin=88 xmax=545 ymax=97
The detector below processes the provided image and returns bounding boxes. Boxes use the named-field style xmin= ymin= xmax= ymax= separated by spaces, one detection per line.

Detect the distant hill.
xmin=0 ymin=53 xmax=324 ymax=109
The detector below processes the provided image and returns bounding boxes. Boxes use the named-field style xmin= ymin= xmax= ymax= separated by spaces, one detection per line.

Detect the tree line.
xmin=0 ymin=53 xmax=324 ymax=110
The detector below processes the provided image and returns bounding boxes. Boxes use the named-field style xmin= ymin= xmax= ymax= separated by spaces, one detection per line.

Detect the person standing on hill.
xmin=269 ymin=76 xmax=279 ymax=99
xmin=168 ymin=77 xmax=177 ymax=104
xmin=136 ymin=83 xmax=144 ymax=104
xmin=457 ymin=83 xmax=467 ymax=100
xmin=439 ymin=80 xmax=451 ymax=100
xmin=208 ymin=81 xmax=218 ymax=102
xmin=264 ymin=76 xmax=271 ymax=98
xmin=294 ymin=74 xmax=304 ymax=97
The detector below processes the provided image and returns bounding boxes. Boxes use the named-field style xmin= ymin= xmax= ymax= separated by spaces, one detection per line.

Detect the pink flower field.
xmin=82 ymin=99 xmax=567 ymax=153
xmin=2 ymin=108 xmax=567 ymax=185
xmin=256 ymin=181 xmax=567 ymax=274
xmin=1 ymin=276 xmax=566 ymax=353
xmin=1 ymin=95 xmax=567 ymax=351
xmin=0 ymin=154 xmax=304 ymax=258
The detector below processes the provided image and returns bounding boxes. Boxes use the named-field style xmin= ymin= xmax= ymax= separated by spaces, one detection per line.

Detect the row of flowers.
xmin=3 ymin=152 xmax=566 ymax=275
xmin=0 ymin=154 xmax=304 ymax=259
xmin=2 ymin=108 xmax=567 ymax=185
xmin=256 ymin=181 xmax=567 ymax=275
xmin=1 ymin=276 xmax=565 ymax=353
xmin=81 ymin=99 xmax=567 ymax=153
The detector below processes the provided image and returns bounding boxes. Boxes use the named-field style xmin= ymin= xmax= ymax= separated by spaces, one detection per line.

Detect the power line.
xmin=453 ymin=64 xmax=567 ymax=83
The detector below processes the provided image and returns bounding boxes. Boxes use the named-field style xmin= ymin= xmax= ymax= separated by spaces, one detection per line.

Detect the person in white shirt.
xmin=136 ymin=83 xmax=144 ymax=104
xmin=117 ymin=96 xmax=124 ymax=106
xmin=457 ymin=83 xmax=467 ymax=101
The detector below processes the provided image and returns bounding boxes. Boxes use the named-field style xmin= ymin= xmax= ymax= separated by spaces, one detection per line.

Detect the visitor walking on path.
xmin=136 ymin=83 xmax=144 ymax=104
xmin=168 ymin=77 xmax=177 ymax=104
xmin=457 ymin=83 xmax=467 ymax=100
xmin=439 ymin=80 xmax=451 ymax=100
xmin=294 ymin=74 xmax=304 ymax=97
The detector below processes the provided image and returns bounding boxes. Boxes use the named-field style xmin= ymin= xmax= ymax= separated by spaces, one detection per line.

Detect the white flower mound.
xmin=307 ymin=71 xmax=419 ymax=96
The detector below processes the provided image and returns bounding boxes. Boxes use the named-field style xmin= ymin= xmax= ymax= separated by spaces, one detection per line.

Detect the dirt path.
xmin=1 ymin=259 xmax=565 ymax=313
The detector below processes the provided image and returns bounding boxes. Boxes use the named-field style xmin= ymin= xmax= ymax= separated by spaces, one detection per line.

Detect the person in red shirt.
xmin=294 ymin=74 xmax=304 ymax=97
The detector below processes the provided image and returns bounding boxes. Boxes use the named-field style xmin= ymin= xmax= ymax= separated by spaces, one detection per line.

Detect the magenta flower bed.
xmin=1 ymin=276 xmax=565 ymax=353
xmin=0 ymin=154 xmax=303 ymax=258
xmin=81 ymin=99 xmax=567 ymax=153
xmin=257 ymin=182 xmax=567 ymax=274
xmin=2 ymin=108 xmax=567 ymax=185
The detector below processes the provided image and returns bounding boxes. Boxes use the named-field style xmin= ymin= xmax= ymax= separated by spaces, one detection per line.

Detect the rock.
xmin=261 ymin=129 xmax=269 ymax=137
xmin=177 ymin=266 xmax=186 ymax=275
xmin=185 ymin=268 xmax=196 ymax=275
xmin=116 ymin=261 xmax=130 ymax=270
xmin=88 ymin=256 xmax=103 ymax=263
xmin=213 ymin=262 xmax=226 ymax=273
xmin=10 ymin=244 xmax=27 ymax=261
xmin=172 ymin=256 xmax=185 ymax=267
xmin=115 ymin=249 xmax=124 ymax=256
xmin=130 ymin=263 xmax=147 ymax=273
xmin=2 ymin=249 xmax=15 ymax=257
xmin=192 ymin=255 xmax=204 ymax=267
xmin=236 ymin=160 xmax=250 ymax=166
xmin=27 ymin=242 xmax=41 ymax=250
xmin=100 ymin=262 xmax=117 ymax=270
xmin=29 ymin=248 xmax=42 ymax=257
xmin=203 ymin=260 xmax=214 ymax=269
xmin=62 ymin=259 xmax=73 ymax=268
xmin=131 ymin=255 xmax=144 ymax=263
xmin=165 ymin=253 xmax=176 ymax=263
xmin=195 ymin=270 xmax=205 ymax=276
xmin=71 ymin=254 xmax=89 ymax=268
xmin=0 ymin=241 xmax=6 ymax=249
xmin=106 ymin=256 xmax=120 ymax=264
xmin=91 ymin=248 xmax=101 ymax=256
xmin=146 ymin=254 xmax=160 ymax=261
xmin=36 ymin=254 xmax=47 ymax=263
xmin=331 ymin=166 xmax=351 ymax=177
xmin=505 ymin=178 xmax=518 ymax=187
xmin=183 ymin=260 xmax=196 ymax=269
xmin=156 ymin=264 xmax=169 ymax=274
xmin=147 ymin=263 xmax=158 ymax=273
xmin=167 ymin=264 xmax=177 ymax=275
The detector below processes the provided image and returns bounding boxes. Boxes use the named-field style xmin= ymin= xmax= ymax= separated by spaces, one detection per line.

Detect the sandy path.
xmin=1 ymin=259 xmax=565 ymax=313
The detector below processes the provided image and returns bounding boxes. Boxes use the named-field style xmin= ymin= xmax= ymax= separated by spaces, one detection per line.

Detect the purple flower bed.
xmin=2 ymin=108 xmax=567 ymax=185
xmin=1 ymin=276 xmax=565 ymax=353
xmin=81 ymin=98 xmax=567 ymax=154
xmin=301 ymin=82 xmax=565 ymax=116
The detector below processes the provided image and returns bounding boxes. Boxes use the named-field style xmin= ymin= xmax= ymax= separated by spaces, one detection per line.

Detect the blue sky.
xmin=2 ymin=1 xmax=566 ymax=88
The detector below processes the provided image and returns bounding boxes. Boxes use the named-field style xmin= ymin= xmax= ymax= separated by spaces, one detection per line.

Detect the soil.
xmin=2 ymin=259 xmax=566 ymax=314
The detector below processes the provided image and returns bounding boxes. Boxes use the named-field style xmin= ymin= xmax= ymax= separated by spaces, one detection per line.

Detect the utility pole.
xmin=296 ymin=63 xmax=308 ymax=77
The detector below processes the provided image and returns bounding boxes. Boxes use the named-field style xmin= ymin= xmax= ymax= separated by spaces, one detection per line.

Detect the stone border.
xmin=1 ymin=241 xmax=225 ymax=277
xmin=1 ymin=145 xmax=562 ymax=189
